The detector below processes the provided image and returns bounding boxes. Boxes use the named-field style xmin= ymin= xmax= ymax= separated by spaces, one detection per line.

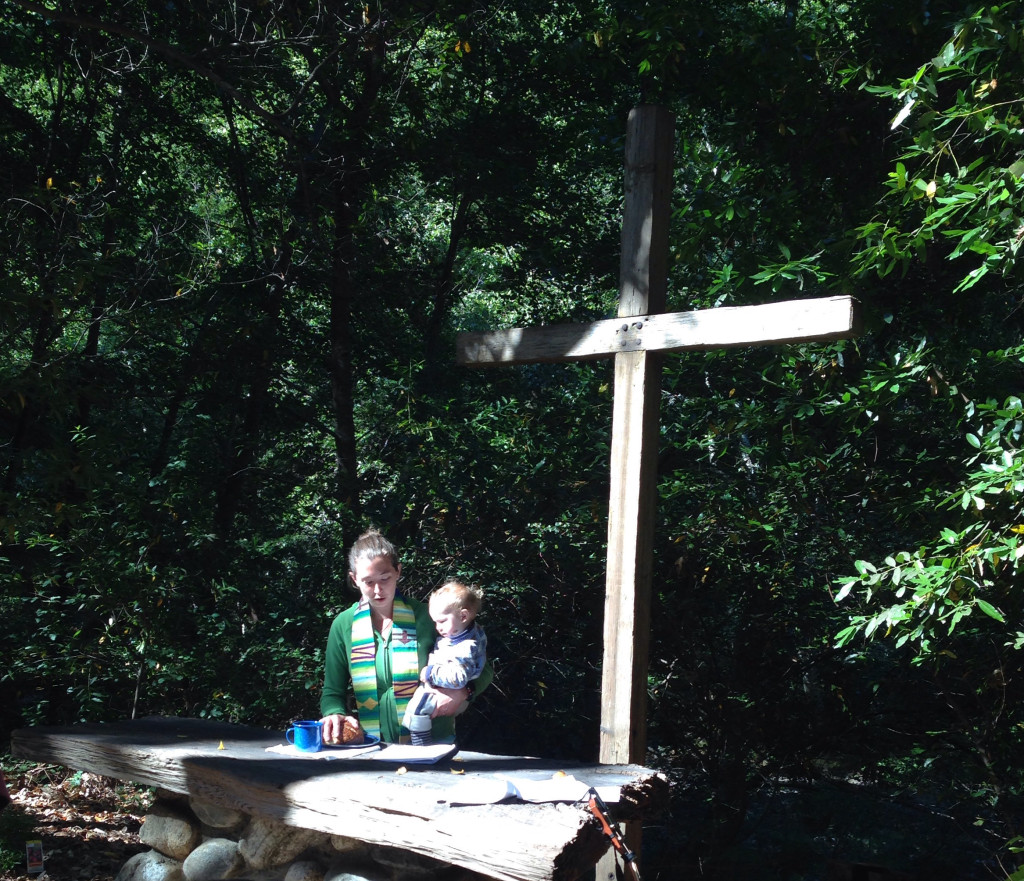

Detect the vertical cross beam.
xmin=600 ymin=106 xmax=674 ymax=766
xmin=455 ymin=103 xmax=858 ymax=881
xmin=455 ymin=107 xmax=858 ymax=781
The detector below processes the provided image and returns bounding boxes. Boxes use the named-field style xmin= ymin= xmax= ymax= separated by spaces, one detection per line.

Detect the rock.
xmin=155 ymin=789 xmax=190 ymax=806
xmin=324 ymin=859 xmax=389 ymax=881
xmin=368 ymin=845 xmax=445 ymax=878
xmin=116 ymin=851 xmax=185 ymax=881
xmin=190 ymin=799 xmax=247 ymax=833
xmin=244 ymin=872 xmax=292 ymax=881
xmin=182 ymin=838 xmax=245 ymax=881
xmin=141 ymin=802 xmax=203 ymax=861
xmin=329 ymin=836 xmax=363 ymax=855
xmin=238 ymin=816 xmax=321 ymax=870
xmin=284 ymin=860 xmax=325 ymax=881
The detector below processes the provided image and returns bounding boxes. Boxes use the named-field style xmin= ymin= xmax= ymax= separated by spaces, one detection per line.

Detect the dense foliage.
xmin=2 ymin=0 xmax=1023 ymax=877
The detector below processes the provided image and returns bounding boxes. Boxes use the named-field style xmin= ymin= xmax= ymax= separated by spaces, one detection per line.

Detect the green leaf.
xmin=834 ymin=579 xmax=856 ymax=603
xmin=976 ymin=599 xmax=1006 ymax=622
xmin=834 ymin=625 xmax=860 ymax=647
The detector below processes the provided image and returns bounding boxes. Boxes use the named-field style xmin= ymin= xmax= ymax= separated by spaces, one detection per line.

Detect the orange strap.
xmin=586 ymin=789 xmax=641 ymax=881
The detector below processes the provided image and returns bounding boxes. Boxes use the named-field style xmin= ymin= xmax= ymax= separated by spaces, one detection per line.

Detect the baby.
xmin=402 ymin=581 xmax=487 ymax=746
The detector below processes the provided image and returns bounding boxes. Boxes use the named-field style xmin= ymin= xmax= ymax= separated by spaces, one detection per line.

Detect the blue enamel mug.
xmin=285 ymin=720 xmax=323 ymax=752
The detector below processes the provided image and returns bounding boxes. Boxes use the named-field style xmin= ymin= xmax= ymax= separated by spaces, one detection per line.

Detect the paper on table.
xmin=368 ymin=742 xmax=457 ymax=764
xmin=265 ymin=744 xmax=333 ymax=760
xmin=264 ymin=743 xmax=382 ymax=760
xmin=264 ymin=742 xmax=455 ymax=763
xmin=445 ymin=773 xmax=620 ymax=805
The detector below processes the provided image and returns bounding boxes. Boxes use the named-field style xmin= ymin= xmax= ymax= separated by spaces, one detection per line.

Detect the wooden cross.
xmin=456 ymin=105 xmax=860 ymax=766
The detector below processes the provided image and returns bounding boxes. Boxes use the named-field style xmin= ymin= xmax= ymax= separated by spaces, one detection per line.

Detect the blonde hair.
xmin=429 ymin=581 xmax=484 ymax=617
xmin=347 ymin=529 xmax=400 ymax=574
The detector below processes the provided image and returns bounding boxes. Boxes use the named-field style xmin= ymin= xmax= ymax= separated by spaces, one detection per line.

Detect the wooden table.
xmin=10 ymin=716 xmax=668 ymax=881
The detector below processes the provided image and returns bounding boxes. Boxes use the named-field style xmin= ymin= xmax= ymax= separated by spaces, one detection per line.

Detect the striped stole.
xmin=350 ymin=595 xmax=420 ymax=738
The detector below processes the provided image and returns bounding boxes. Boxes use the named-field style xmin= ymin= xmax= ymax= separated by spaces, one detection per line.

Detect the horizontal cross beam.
xmin=456 ymin=295 xmax=860 ymax=367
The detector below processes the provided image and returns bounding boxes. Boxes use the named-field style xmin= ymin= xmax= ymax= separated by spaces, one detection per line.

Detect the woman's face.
xmin=351 ymin=555 xmax=401 ymax=613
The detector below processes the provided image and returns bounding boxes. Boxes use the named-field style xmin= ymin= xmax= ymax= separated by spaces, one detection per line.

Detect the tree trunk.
xmin=328 ymin=185 xmax=361 ymax=518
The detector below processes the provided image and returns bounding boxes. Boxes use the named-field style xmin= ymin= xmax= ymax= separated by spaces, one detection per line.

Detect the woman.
xmin=320 ymin=530 xmax=492 ymax=744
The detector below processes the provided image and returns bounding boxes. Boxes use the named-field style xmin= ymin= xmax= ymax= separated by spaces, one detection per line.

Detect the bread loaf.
xmin=326 ymin=719 xmax=365 ymax=745
xmin=340 ymin=719 xmax=365 ymax=744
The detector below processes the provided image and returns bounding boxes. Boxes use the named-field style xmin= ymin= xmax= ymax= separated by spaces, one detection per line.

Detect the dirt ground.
xmin=0 ymin=768 xmax=150 ymax=881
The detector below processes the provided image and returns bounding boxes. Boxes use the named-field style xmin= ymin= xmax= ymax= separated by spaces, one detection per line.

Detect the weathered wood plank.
xmin=618 ymin=104 xmax=672 ymax=319
xmin=10 ymin=717 xmax=668 ymax=881
xmin=595 ymin=102 xmax=671 ymax=881
xmin=599 ymin=105 xmax=671 ymax=770
xmin=601 ymin=348 xmax=660 ymax=768
xmin=455 ymin=295 xmax=860 ymax=366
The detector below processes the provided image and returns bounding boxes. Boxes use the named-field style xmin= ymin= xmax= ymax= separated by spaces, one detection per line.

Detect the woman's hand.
xmin=320 ymin=713 xmax=359 ymax=744
xmin=428 ymin=685 xmax=470 ymax=718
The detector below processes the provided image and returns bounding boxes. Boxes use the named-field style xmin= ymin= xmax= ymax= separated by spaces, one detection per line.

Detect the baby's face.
xmin=429 ymin=599 xmax=470 ymax=638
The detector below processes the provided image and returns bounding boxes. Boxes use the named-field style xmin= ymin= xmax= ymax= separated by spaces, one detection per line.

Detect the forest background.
xmin=2 ymin=0 xmax=1024 ymax=878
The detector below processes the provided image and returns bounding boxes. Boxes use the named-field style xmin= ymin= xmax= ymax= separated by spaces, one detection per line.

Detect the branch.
xmin=8 ymin=0 xmax=308 ymax=147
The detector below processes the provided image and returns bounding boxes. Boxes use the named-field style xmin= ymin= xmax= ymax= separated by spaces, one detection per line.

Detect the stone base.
xmin=118 ymin=793 xmax=487 ymax=881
